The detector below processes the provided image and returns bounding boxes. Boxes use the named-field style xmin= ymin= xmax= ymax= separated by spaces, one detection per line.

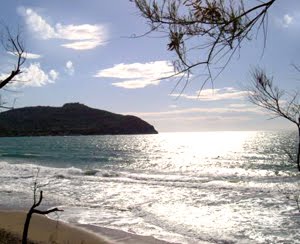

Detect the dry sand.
xmin=0 ymin=210 xmax=111 ymax=244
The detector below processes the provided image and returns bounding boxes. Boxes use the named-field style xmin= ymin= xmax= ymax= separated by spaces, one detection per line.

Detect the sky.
xmin=0 ymin=0 xmax=300 ymax=132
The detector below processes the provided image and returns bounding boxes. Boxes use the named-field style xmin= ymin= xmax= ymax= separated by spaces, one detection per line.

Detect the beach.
xmin=0 ymin=210 xmax=174 ymax=244
xmin=0 ymin=210 xmax=111 ymax=243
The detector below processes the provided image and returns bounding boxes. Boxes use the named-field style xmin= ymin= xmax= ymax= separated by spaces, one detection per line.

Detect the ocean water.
xmin=0 ymin=131 xmax=300 ymax=243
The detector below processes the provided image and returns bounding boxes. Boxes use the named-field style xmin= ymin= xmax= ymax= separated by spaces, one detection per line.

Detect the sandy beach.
xmin=0 ymin=210 xmax=111 ymax=243
xmin=0 ymin=210 xmax=173 ymax=244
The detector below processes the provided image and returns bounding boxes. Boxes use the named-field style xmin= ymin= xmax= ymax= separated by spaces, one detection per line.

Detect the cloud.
xmin=228 ymin=103 xmax=249 ymax=108
xmin=123 ymin=101 xmax=272 ymax=131
xmin=112 ymin=79 xmax=161 ymax=89
xmin=61 ymin=40 xmax=101 ymax=50
xmin=145 ymin=114 xmax=252 ymax=122
xmin=17 ymin=63 xmax=58 ymax=87
xmin=23 ymin=8 xmax=56 ymax=39
xmin=1 ymin=63 xmax=58 ymax=87
xmin=21 ymin=8 xmax=107 ymax=50
xmin=276 ymin=14 xmax=295 ymax=28
xmin=65 ymin=61 xmax=74 ymax=75
xmin=126 ymin=105 xmax=265 ymax=118
xmin=170 ymin=87 xmax=248 ymax=101
xmin=25 ymin=52 xmax=42 ymax=59
xmin=49 ymin=69 xmax=59 ymax=80
xmin=8 ymin=51 xmax=42 ymax=59
xmin=94 ymin=61 xmax=176 ymax=89
xmin=282 ymin=14 xmax=293 ymax=28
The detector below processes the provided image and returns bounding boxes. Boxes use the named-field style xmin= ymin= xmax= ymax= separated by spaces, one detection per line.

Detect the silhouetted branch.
xmin=0 ymin=27 xmax=26 ymax=90
xmin=248 ymin=67 xmax=300 ymax=171
xmin=133 ymin=0 xmax=276 ymax=90
xmin=22 ymin=173 xmax=63 ymax=244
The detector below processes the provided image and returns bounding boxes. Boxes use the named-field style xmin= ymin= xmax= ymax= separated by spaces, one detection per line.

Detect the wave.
xmin=0 ymin=153 xmax=44 ymax=158
xmin=0 ymin=160 xmax=297 ymax=199
xmin=0 ymin=161 xmax=120 ymax=179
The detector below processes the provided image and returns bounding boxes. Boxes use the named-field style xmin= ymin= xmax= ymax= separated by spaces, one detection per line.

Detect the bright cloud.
xmin=8 ymin=51 xmax=42 ymax=59
xmin=282 ymin=14 xmax=293 ymax=27
xmin=65 ymin=61 xmax=74 ymax=75
xmin=24 ymin=8 xmax=56 ymax=39
xmin=21 ymin=8 xmax=107 ymax=50
xmin=94 ymin=61 xmax=176 ymax=89
xmin=61 ymin=40 xmax=101 ymax=50
xmin=25 ymin=52 xmax=42 ymax=59
xmin=17 ymin=63 xmax=58 ymax=87
xmin=49 ymin=69 xmax=59 ymax=80
xmin=1 ymin=63 xmax=58 ymax=87
xmin=170 ymin=87 xmax=248 ymax=101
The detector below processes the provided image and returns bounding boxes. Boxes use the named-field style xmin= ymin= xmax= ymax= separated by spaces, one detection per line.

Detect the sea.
xmin=1 ymin=131 xmax=300 ymax=244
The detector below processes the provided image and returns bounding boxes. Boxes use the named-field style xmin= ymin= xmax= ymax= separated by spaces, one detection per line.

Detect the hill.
xmin=0 ymin=103 xmax=158 ymax=136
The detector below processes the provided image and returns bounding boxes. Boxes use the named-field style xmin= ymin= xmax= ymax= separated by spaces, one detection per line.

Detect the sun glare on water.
xmin=144 ymin=131 xmax=259 ymax=172
xmin=162 ymin=131 xmax=257 ymax=154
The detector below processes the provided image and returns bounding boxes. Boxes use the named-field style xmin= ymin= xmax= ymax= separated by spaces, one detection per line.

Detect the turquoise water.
xmin=0 ymin=131 xmax=300 ymax=243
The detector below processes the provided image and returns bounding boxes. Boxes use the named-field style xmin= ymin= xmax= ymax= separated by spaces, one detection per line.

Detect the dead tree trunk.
xmin=22 ymin=191 xmax=63 ymax=244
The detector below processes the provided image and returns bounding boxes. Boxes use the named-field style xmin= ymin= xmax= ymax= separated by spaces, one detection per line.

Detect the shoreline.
xmin=77 ymin=224 xmax=175 ymax=244
xmin=0 ymin=210 xmax=174 ymax=244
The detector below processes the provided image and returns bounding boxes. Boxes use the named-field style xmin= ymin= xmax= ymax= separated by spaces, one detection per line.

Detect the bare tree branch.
xmin=22 ymin=173 xmax=63 ymax=244
xmin=0 ymin=27 xmax=26 ymax=90
xmin=132 ymin=0 xmax=276 ymax=90
xmin=248 ymin=67 xmax=300 ymax=171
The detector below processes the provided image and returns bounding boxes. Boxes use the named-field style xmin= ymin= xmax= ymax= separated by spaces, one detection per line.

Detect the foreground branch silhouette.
xmin=249 ymin=68 xmax=300 ymax=171
xmin=0 ymin=27 xmax=26 ymax=110
xmin=22 ymin=182 xmax=63 ymax=244
xmin=132 ymin=0 xmax=276 ymax=89
xmin=0 ymin=27 xmax=26 ymax=89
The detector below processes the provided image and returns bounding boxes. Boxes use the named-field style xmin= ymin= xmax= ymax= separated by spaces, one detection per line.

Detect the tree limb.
xmin=133 ymin=0 xmax=276 ymax=90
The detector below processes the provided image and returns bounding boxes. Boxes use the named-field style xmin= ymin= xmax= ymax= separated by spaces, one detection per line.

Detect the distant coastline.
xmin=0 ymin=103 xmax=158 ymax=137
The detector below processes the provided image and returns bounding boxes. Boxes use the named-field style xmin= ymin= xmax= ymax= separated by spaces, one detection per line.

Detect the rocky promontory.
xmin=0 ymin=103 xmax=158 ymax=136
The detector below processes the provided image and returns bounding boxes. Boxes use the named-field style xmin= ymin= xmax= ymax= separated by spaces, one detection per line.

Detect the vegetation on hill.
xmin=0 ymin=103 xmax=158 ymax=136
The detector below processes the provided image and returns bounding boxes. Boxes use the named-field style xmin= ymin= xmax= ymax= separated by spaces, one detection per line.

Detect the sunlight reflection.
xmin=133 ymin=131 xmax=259 ymax=172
